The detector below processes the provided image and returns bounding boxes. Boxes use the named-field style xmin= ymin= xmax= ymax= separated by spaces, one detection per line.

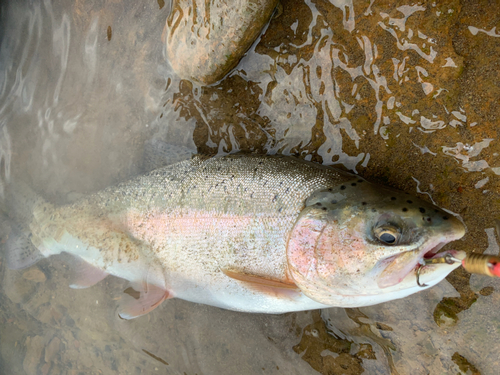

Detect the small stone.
xmin=22 ymin=268 xmax=46 ymax=283
xmin=44 ymin=336 xmax=61 ymax=363
xmin=23 ymin=336 xmax=44 ymax=375
xmin=40 ymin=363 xmax=51 ymax=375
xmin=50 ymin=307 xmax=64 ymax=323
xmin=37 ymin=307 xmax=55 ymax=325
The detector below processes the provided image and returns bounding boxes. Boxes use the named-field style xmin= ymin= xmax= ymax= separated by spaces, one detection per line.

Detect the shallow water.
xmin=0 ymin=0 xmax=499 ymax=374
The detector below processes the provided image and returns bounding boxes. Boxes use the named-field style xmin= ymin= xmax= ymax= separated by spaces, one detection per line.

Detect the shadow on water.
xmin=0 ymin=0 xmax=500 ymax=374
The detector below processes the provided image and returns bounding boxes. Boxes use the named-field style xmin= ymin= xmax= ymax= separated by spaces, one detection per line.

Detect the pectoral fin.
xmin=222 ymin=269 xmax=300 ymax=299
xmin=118 ymin=283 xmax=172 ymax=320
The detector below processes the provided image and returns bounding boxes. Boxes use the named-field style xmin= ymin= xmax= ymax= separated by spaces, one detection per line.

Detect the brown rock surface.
xmin=164 ymin=0 xmax=279 ymax=85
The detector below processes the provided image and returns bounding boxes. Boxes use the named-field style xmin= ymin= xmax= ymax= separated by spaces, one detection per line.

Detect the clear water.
xmin=1 ymin=0 xmax=499 ymax=374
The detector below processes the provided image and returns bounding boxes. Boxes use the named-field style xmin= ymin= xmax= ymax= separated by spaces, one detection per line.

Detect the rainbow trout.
xmin=3 ymin=155 xmax=465 ymax=319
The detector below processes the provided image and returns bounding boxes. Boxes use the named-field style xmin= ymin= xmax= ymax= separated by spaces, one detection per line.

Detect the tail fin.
xmin=0 ymin=123 xmax=46 ymax=269
xmin=1 ymin=179 xmax=47 ymax=269
xmin=2 ymin=221 xmax=44 ymax=269
xmin=2 ymin=178 xmax=45 ymax=229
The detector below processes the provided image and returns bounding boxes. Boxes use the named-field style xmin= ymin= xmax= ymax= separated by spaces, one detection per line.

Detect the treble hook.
xmin=416 ymin=253 xmax=462 ymax=288
xmin=416 ymin=264 xmax=428 ymax=287
xmin=416 ymin=252 xmax=500 ymax=288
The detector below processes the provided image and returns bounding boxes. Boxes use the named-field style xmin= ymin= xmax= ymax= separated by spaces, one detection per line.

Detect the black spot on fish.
xmin=407 ymin=200 xmax=413 ymax=204
xmin=278 ymin=207 xmax=283 ymax=213
xmin=322 ymin=207 xmax=327 ymax=211
xmin=362 ymin=202 xmax=367 ymax=205
xmin=391 ymin=197 xmax=396 ymax=201
xmin=351 ymin=183 xmax=356 ymax=186
xmin=358 ymin=179 xmax=363 ymax=183
xmin=340 ymin=186 xmax=346 ymax=190
xmin=419 ymin=208 xmax=426 ymax=213
xmin=258 ymin=161 xmax=263 ymax=165
xmin=272 ymin=195 xmax=278 ymax=202
xmin=443 ymin=216 xmax=449 ymax=220
xmin=434 ymin=209 xmax=439 ymax=213
xmin=402 ymin=208 xmax=408 ymax=212
xmin=315 ymin=203 xmax=322 ymax=207
xmin=427 ymin=218 xmax=432 ymax=222
xmin=328 ymin=188 xmax=332 ymax=192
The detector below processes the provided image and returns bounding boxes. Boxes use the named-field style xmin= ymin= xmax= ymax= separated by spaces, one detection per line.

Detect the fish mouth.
xmin=377 ymin=241 xmax=450 ymax=288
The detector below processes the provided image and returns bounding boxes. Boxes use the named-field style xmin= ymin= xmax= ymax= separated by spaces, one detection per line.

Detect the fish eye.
xmin=374 ymin=226 xmax=400 ymax=245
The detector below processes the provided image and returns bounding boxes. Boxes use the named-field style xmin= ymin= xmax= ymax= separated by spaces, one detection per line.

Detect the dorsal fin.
xmin=143 ymin=139 xmax=196 ymax=171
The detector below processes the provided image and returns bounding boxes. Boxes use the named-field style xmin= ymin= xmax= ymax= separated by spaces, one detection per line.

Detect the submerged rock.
xmin=22 ymin=268 xmax=46 ymax=283
xmin=164 ymin=0 xmax=278 ymax=85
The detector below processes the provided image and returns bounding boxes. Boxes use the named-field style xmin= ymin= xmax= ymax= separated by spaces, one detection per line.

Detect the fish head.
xmin=287 ymin=177 xmax=466 ymax=307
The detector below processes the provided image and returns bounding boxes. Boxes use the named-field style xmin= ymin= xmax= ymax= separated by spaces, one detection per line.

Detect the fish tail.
xmin=0 ymin=178 xmax=50 ymax=269
xmin=2 ymin=178 xmax=43 ymax=225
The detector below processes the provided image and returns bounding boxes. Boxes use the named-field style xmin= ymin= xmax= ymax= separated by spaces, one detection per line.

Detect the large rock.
xmin=164 ymin=0 xmax=278 ymax=85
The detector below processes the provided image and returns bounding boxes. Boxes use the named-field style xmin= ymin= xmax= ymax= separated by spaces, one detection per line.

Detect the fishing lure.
xmin=417 ymin=253 xmax=500 ymax=287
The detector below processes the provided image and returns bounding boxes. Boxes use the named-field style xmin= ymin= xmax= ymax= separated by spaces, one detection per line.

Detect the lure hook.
xmin=417 ymin=252 xmax=500 ymax=288
xmin=416 ymin=253 xmax=461 ymax=287
xmin=416 ymin=264 xmax=428 ymax=287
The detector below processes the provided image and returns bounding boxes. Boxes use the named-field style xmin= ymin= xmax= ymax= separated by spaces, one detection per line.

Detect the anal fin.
xmin=68 ymin=256 xmax=109 ymax=289
xmin=118 ymin=283 xmax=172 ymax=320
